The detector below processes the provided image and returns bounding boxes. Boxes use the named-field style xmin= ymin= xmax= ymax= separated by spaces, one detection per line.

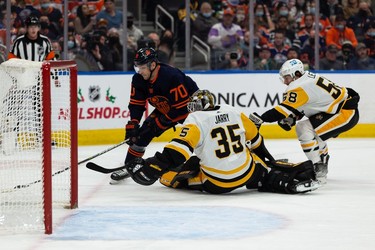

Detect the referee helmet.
xmin=25 ymin=15 xmax=40 ymax=27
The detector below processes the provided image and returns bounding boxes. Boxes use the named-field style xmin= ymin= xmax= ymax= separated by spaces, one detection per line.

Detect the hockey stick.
xmin=86 ymin=162 xmax=127 ymax=174
xmin=78 ymin=139 xmax=129 ymax=165
xmin=1 ymin=140 xmax=130 ymax=193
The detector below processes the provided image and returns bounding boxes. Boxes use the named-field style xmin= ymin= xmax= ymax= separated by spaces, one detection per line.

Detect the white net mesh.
xmin=0 ymin=59 xmax=76 ymax=233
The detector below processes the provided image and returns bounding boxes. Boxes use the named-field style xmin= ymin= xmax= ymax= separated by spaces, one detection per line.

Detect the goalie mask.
xmin=187 ymin=90 xmax=215 ymax=112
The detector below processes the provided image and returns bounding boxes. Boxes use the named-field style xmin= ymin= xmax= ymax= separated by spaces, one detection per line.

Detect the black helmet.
xmin=134 ymin=47 xmax=158 ymax=65
xmin=25 ymin=15 xmax=40 ymax=27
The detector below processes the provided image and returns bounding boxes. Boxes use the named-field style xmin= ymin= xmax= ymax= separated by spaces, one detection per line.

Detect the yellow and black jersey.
xmin=262 ymin=71 xmax=349 ymax=122
xmin=162 ymin=104 xmax=265 ymax=189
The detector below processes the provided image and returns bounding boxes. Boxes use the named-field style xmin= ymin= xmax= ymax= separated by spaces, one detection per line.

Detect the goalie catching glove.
xmin=125 ymin=152 xmax=169 ymax=186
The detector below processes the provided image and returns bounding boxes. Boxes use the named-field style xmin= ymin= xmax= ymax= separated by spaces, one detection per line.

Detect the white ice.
xmin=2 ymin=138 xmax=375 ymax=250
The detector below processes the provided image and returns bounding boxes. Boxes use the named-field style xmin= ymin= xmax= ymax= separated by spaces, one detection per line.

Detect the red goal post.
xmin=0 ymin=59 xmax=78 ymax=234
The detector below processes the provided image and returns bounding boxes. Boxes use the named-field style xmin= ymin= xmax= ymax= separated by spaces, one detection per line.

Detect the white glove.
xmin=249 ymin=112 xmax=263 ymax=129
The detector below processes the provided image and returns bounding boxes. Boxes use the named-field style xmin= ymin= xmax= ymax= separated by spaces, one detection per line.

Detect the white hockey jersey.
xmin=275 ymin=71 xmax=348 ymax=118
xmin=164 ymin=104 xmax=263 ymax=188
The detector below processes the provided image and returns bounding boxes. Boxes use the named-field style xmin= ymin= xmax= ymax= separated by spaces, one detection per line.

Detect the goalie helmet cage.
xmin=0 ymin=59 xmax=78 ymax=234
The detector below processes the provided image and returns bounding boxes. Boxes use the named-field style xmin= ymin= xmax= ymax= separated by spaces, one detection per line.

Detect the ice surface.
xmin=2 ymin=139 xmax=375 ymax=250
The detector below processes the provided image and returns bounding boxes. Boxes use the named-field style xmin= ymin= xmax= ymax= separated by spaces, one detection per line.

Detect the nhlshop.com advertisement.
xmin=78 ymin=74 xmax=132 ymax=130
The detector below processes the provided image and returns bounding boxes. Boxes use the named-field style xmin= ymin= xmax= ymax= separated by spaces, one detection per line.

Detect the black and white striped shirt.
xmin=9 ymin=33 xmax=55 ymax=61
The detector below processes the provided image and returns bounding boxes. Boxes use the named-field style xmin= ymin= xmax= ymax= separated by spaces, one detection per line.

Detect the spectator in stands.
xmin=346 ymin=1 xmax=375 ymax=41
xmin=127 ymin=12 xmax=144 ymax=45
xmin=74 ymin=3 xmax=96 ymax=35
xmin=159 ymin=29 xmax=175 ymax=65
xmin=51 ymin=39 xmax=62 ymax=59
xmin=300 ymin=28 xmax=326 ymax=54
xmin=39 ymin=0 xmax=62 ymax=36
xmin=177 ymin=0 xmax=200 ymax=51
xmin=12 ymin=0 xmax=40 ymax=26
xmin=339 ymin=40 xmax=356 ymax=69
xmin=269 ymin=16 xmax=296 ymax=47
xmin=305 ymin=1 xmax=332 ymax=36
xmin=269 ymin=30 xmax=290 ymax=67
xmin=320 ymin=44 xmax=345 ymax=70
xmin=296 ymin=13 xmax=315 ymax=47
xmin=326 ymin=14 xmax=358 ymax=50
xmin=147 ymin=32 xmax=160 ymax=48
xmin=107 ymin=27 xmax=123 ymax=71
xmin=363 ymin=20 xmax=375 ymax=58
xmin=96 ymin=17 xmax=108 ymax=31
xmin=347 ymin=42 xmax=375 ymax=69
xmin=239 ymin=30 xmax=253 ymax=59
xmin=96 ymin=0 xmax=122 ymax=30
xmin=234 ymin=4 xmax=248 ymax=31
xmin=299 ymin=48 xmax=315 ymax=70
xmin=286 ymin=46 xmax=300 ymax=60
xmin=192 ymin=1 xmax=218 ymax=43
xmin=0 ymin=11 xmax=18 ymax=43
xmin=207 ymin=8 xmax=244 ymax=69
xmin=343 ymin=0 xmax=360 ymax=20
xmin=320 ymin=0 xmax=344 ymax=24
xmin=218 ymin=46 xmax=248 ymax=70
xmin=273 ymin=2 xmax=294 ymax=27
xmin=254 ymin=3 xmax=274 ymax=33
xmin=39 ymin=15 xmax=59 ymax=40
xmin=83 ymin=30 xmax=114 ymax=71
xmin=291 ymin=0 xmax=309 ymax=27
xmin=254 ymin=44 xmax=277 ymax=70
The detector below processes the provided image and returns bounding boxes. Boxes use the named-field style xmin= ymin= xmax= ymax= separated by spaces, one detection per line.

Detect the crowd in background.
xmin=1 ymin=0 xmax=375 ymax=71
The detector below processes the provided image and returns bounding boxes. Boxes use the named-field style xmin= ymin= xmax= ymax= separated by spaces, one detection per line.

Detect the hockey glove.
xmin=277 ymin=115 xmax=296 ymax=131
xmin=125 ymin=120 xmax=140 ymax=145
xmin=147 ymin=115 xmax=173 ymax=137
xmin=126 ymin=153 xmax=170 ymax=186
xmin=249 ymin=112 xmax=264 ymax=129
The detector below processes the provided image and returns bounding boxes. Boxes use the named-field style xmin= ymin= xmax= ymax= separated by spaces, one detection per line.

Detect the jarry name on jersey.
xmin=215 ymin=113 xmax=229 ymax=124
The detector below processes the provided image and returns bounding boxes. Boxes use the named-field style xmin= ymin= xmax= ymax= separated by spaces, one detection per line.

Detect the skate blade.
xmin=316 ymin=176 xmax=327 ymax=184
xmin=295 ymin=180 xmax=322 ymax=193
xmin=109 ymin=178 xmax=127 ymax=185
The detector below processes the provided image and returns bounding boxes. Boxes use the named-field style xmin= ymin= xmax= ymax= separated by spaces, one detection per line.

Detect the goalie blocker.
xmin=125 ymin=156 xmax=321 ymax=194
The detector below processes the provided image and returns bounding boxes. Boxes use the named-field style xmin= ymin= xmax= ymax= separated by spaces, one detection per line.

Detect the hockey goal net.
xmin=0 ymin=59 xmax=78 ymax=234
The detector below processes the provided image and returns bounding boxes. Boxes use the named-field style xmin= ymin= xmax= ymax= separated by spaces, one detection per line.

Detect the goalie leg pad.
xmin=258 ymin=169 xmax=294 ymax=194
xmin=260 ymin=160 xmax=317 ymax=194
xmin=159 ymin=171 xmax=181 ymax=188
xmin=268 ymin=160 xmax=316 ymax=181
xmin=159 ymin=156 xmax=201 ymax=189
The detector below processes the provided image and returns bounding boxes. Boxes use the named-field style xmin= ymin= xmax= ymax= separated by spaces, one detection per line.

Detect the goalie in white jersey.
xmin=250 ymin=59 xmax=360 ymax=181
xmin=125 ymin=90 xmax=321 ymax=194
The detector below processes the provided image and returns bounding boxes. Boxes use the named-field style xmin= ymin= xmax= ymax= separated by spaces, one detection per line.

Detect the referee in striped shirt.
xmin=8 ymin=15 xmax=55 ymax=61
xmin=7 ymin=15 xmax=56 ymax=147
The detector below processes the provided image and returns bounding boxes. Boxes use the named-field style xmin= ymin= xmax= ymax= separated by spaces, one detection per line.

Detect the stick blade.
xmin=86 ymin=162 xmax=113 ymax=174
